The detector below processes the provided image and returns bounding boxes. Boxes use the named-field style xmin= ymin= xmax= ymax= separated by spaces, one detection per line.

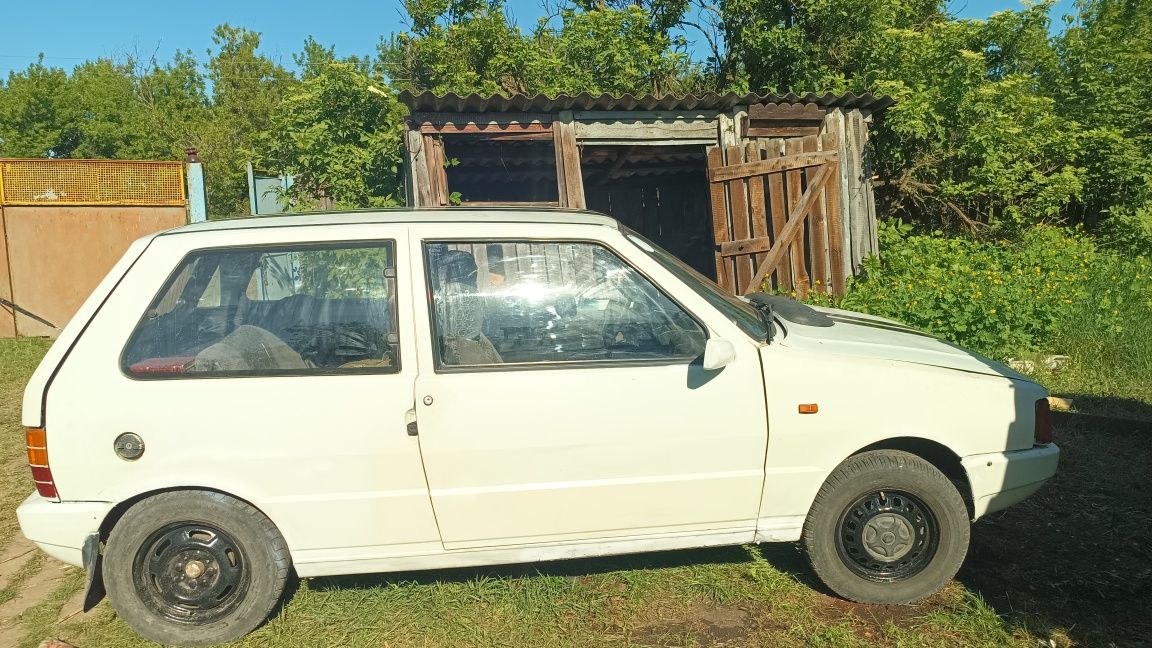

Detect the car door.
xmin=408 ymin=222 xmax=768 ymax=550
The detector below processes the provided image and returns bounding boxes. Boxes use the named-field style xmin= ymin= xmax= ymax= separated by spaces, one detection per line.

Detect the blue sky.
xmin=0 ymin=0 xmax=1077 ymax=79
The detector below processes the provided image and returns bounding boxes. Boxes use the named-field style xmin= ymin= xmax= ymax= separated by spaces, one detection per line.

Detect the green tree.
xmin=261 ymin=59 xmax=407 ymax=209
xmin=200 ymin=24 xmax=296 ymax=215
xmin=0 ymin=59 xmax=77 ymax=157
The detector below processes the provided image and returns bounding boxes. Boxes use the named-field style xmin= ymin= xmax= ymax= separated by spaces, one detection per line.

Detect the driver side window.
xmin=425 ymin=240 xmax=706 ymax=368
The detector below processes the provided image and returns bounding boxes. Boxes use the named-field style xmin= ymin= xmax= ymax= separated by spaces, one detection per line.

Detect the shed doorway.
xmin=441 ymin=134 xmax=560 ymax=206
xmin=580 ymin=145 xmax=715 ymax=279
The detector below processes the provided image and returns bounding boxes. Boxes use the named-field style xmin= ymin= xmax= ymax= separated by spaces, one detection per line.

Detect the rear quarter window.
xmin=121 ymin=241 xmax=399 ymax=378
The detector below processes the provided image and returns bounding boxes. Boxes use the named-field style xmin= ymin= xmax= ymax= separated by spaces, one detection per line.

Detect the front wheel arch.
xmin=847 ymin=437 xmax=973 ymax=520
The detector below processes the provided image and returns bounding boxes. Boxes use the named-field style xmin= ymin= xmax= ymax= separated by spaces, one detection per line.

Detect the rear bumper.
xmin=962 ymin=443 xmax=1060 ymax=519
xmin=16 ymin=492 xmax=113 ymax=567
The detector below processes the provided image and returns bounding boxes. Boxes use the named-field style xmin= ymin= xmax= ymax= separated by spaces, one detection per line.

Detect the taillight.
xmin=1034 ymin=399 xmax=1053 ymax=445
xmin=26 ymin=427 xmax=58 ymax=499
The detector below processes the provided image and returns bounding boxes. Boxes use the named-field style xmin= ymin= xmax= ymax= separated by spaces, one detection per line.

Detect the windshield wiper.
xmin=749 ymin=300 xmax=776 ymax=343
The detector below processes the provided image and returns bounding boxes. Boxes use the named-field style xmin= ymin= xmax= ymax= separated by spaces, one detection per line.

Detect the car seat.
xmin=433 ymin=250 xmax=502 ymax=366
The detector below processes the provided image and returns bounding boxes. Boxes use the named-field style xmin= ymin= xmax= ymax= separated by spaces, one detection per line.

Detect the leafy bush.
xmin=838 ymin=222 xmax=1152 ymax=361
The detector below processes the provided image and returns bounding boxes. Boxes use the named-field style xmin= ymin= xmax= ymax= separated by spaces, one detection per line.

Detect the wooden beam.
xmin=554 ymin=111 xmax=586 ymax=209
xmin=423 ymin=135 xmax=449 ymax=206
xmin=573 ymin=110 xmax=719 ymax=121
xmin=406 ymin=129 xmax=431 ymax=207
xmin=573 ymin=120 xmax=717 ymax=142
xmin=748 ymin=103 xmax=826 ymax=121
xmin=745 ymin=124 xmax=822 ymax=138
xmin=747 ymin=164 xmax=832 ymax=292
xmin=707 ymin=151 xmax=839 ymax=183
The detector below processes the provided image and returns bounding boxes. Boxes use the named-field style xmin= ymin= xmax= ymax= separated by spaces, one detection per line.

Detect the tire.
xmin=802 ymin=450 xmax=970 ymax=604
xmin=103 ymin=491 xmax=291 ymax=646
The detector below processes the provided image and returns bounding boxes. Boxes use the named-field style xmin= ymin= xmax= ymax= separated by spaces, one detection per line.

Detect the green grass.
xmin=1 ymin=336 xmax=1148 ymax=647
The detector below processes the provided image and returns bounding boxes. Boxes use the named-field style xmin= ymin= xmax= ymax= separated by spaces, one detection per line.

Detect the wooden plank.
xmin=746 ymin=125 xmax=822 ymax=138
xmin=846 ymin=111 xmax=868 ymax=271
xmin=423 ymin=135 xmax=449 ymax=206
xmin=731 ymin=107 xmax=748 ymax=141
xmin=831 ymin=110 xmax=853 ymax=279
xmin=726 ymin=145 xmax=753 ymax=292
xmin=749 ymin=165 xmax=832 ymax=291
xmin=407 ymin=129 xmax=431 ymax=207
xmin=573 ymin=120 xmax=718 ymax=141
xmin=705 ymin=146 xmax=732 ymax=291
xmin=718 ymin=236 xmax=773 ymax=257
xmin=748 ymin=103 xmax=827 ymax=121
xmin=803 ymin=135 xmax=829 ymax=293
xmin=718 ymin=112 xmax=738 ymax=149
xmin=707 ymin=151 xmax=838 ymax=182
xmin=861 ymin=113 xmax=880 ymax=260
xmin=821 ymin=129 xmax=847 ymax=296
xmin=765 ymin=139 xmax=790 ymax=293
xmin=573 ymin=110 xmax=719 ymax=121
xmin=784 ymin=138 xmax=810 ymax=298
xmin=554 ymin=111 xmax=586 ymax=209
xmin=745 ymin=141 xmax=769 ymax=280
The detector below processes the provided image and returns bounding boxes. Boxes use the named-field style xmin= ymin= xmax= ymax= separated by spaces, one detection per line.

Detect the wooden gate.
xmin=708 ymin=133 xmax=845 ymax=298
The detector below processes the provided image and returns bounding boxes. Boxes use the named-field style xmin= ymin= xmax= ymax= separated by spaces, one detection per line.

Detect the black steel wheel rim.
xmin=835 ymin=489 xmax=939 ymax=582
xmin=132 ymin=522 xmax=250 ymax=624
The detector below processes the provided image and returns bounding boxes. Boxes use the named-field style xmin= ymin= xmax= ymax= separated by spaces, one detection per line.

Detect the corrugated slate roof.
xmin=400 ymin=90 xmax=894 ymax=114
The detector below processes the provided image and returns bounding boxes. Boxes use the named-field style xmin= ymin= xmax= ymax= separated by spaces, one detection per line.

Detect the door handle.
xmin=404 ymin=408 xmax=418 ymax=436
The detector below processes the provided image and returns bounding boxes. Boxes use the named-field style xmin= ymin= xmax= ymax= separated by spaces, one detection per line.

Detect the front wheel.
xmin=103 ymin=491 xmax=292 ymax=646
xmin=802 ymin=450 xmax=970 ymax=604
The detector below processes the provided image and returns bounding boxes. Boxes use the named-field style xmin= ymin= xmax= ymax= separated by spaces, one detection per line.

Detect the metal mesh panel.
xmin=0 ymin=159 xmax=186 ymax=206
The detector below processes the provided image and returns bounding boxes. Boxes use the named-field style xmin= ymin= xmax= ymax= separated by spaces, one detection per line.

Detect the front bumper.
xmin=962 ymin=443 xmax=1060 ymax=519
xmin=16 ymin=492 xmax=114 ymax=567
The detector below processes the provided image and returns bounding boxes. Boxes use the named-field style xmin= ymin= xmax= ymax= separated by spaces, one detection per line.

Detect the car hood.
xmin=776 ymin=306 xmax=1034 ymax=382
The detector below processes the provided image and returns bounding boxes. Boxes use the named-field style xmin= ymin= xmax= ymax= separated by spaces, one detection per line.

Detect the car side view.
xmin=18 ymin=208 xmax=1059 ymax=646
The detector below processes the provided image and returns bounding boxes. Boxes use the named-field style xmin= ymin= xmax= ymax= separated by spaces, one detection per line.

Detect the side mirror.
xmin=702 ymin=338 xmax=736 ymax=371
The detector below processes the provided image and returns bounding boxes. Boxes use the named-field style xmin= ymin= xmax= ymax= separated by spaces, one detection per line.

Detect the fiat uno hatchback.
xmin=18 ymin=209 xmax=1059 ymax=645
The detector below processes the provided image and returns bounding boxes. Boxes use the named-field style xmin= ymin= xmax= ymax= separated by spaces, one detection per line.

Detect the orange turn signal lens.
xmin=27 ymin=447 xmax=49 ymax=466
xmin=798 ymin=403 xmax=819 ymax=414
xmin=26 ymin=427 xmax=46 ymax=448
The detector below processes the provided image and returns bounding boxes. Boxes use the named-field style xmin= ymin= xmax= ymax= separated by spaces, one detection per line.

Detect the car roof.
xmin=164 ymin=207 xmax=621 ymax=236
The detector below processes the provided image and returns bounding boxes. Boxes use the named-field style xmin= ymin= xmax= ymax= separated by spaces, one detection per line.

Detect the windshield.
xmin=623 ymin=228 xmax=769 ymax=341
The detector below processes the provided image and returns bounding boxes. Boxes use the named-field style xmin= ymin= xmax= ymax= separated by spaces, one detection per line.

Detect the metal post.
xmin=185 ymin=148 xmax=208 ymax=223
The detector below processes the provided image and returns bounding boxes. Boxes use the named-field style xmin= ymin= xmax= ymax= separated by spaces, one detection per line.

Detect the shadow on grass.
xmin=1056 ymin=394 xmax=1152 ymax=426
xmin=958 ymin=412 xmax=1152 ymax=648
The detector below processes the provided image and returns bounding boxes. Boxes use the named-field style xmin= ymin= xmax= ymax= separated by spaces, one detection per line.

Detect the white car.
xmin=18 ymin=209 xmax=1059 ymax=646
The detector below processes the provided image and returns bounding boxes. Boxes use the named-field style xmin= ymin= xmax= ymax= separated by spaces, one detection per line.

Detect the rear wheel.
xmin=103 ymin=491 xmax=291 ymax=646
xmin=802 ymin=450 xmax=970 ymax=604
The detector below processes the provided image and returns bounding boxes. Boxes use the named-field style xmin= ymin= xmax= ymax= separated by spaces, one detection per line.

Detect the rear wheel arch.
xmin=99 ymin=489 xmax=293 ymax=645
xmin=99 ymin=486 xmax=281 ymax=543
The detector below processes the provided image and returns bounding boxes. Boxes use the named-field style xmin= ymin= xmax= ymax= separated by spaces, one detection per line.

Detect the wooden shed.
xmin=400 ymin=91 xmax=893 ymax=297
